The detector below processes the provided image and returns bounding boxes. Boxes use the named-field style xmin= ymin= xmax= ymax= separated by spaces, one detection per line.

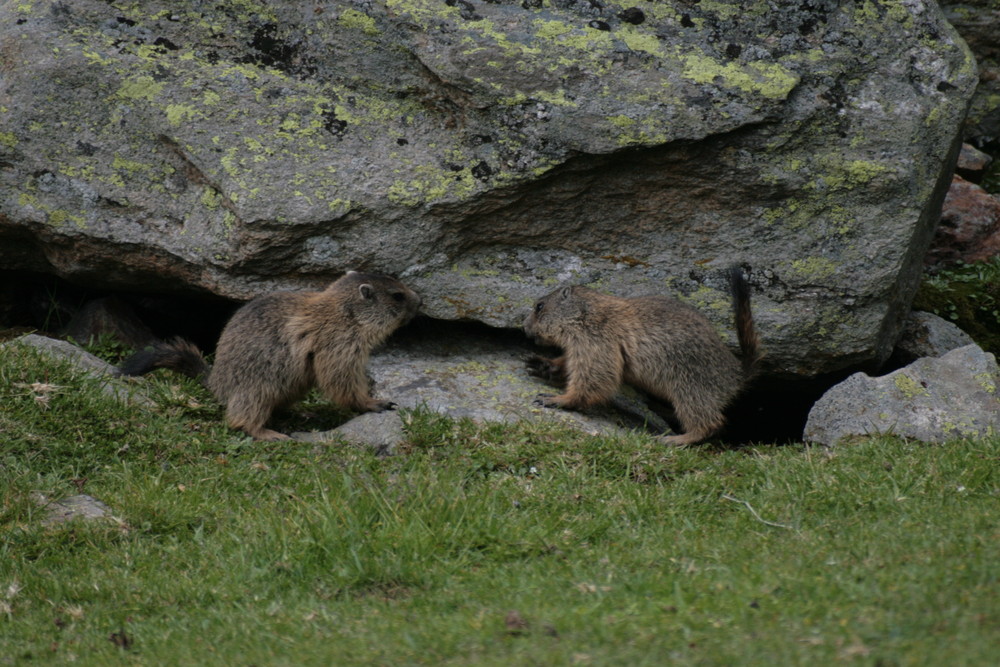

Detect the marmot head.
xmin=332 ymin=271 xmax=422 ymax=329
xmin=524 ymin=285 xmax=594 ymax=346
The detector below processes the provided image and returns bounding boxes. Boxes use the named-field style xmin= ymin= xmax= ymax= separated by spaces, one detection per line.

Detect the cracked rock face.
xmin=0 ymin=0 xmax=978 ymax=377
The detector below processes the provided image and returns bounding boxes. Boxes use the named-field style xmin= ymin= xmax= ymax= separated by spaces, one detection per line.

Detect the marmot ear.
xmin=559 ymin=286 xmax=573 ymax=300
xmin=359 ymin=283 xmax=375 ymax=300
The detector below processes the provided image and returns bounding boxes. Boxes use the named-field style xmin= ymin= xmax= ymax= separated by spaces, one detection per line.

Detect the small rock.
xmin=955 ymin=143 xmax=993 ymax=182
xmin=294 ymin=410 xmax=406 ymax=456
xmin=925 ymin=175 xmax=1000 ymax=268
xmin=893 ymin=311 xmax=976 ymax=363
xmin=33 ymin=493 xmax=116 ymax=526
xmin=618 ymin=8 xmax=645 ymax=25
xmin=804 ymin=344 xmax=1000 ymax=445
xmin=8 ymin=333 xmax=117 ymax=375
xmin=2 ymin=334 xmax=152 ymax=405
xmin=505 ymin=610 xmax=529 ymax=634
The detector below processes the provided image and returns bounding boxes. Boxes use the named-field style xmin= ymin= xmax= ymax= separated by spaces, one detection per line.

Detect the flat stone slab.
xmin=297 ymin=321 xmax=671 ymax=446
xmin=32 ymin=493 xmax=119 ymax=527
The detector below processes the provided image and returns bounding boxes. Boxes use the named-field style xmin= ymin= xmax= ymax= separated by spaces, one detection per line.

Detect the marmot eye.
xmin=391 ymin=292 xmax=407 ymax=302
xmin=534 ymin=302 xmax=544 ymax=314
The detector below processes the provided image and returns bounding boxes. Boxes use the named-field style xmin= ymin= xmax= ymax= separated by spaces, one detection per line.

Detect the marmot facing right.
xmin=524 ymin=266 xmax=761 ymax=446
xmin=120 ymin=272 xmax=421 ymax=441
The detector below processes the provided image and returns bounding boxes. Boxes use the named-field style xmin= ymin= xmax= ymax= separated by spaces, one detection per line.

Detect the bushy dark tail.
xmin=728 ymin=266 xmax=762 ymax=378
xmin=117 ymin=337 xmax=209 ymax=383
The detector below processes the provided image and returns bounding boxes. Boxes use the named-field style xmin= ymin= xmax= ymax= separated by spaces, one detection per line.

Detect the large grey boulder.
xmin=0 ymin=0 xmax=977 ymax=376
xmin=804 ymin=344 xmax=1000 ymax=445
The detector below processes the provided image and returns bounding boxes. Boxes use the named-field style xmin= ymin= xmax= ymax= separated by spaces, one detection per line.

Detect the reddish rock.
xmin=956 ymin=143 xmax=994 ymax=182
xmin=926 ymin=175 xmax=1000 ymax=267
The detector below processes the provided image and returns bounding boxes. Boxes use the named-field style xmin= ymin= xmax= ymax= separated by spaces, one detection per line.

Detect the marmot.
xmin=523 ymin=266 xmax=761 ymax=446
xmin=119 ymin=272 xmax=421 ymax=441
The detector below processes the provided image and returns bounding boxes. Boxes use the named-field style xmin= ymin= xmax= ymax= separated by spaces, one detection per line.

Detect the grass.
xmin=1 ymin=340 xmax=998 ymax=665
xmin=914 ymin=257 xmax=1000 ymax=355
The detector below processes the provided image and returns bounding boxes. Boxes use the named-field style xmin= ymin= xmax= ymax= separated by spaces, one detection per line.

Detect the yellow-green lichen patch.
xmin=974 ymin=372 xmax=997 ymax=395
xmin=338 ymin=8 xmax=380 ymax=36
xmin=677 ymin=284 xmax=731 ymax=317
xmin=532 ymin=19 xmax=574 ymax=42
xmin=111 ymin=154 xmax=152 ymax=175
xmin=200 ymin=187 xmax=223 ymax=210
xmin=202 ymin=90 xmax=221 ymax=106
xmin=805 ymin=155 xmax=893 ymax=192
xmin=82 ymin=47 xmax=114 ymax=66
xmin=114 ymin=76 xmax=164 ymax=101
xmin=47 ymin=209 xmax=85 ymax=228
xmin=0 ymin=132 xmax=17 ymax=148
xmin=893 ymin=372 xmax=928 ymax=399
xmin=387 ymin=164 xmax=479 ymax=207
xmin=923 ymin=106 xmax=942 ymax=128
xmin=681 ymin=53 xmax=798 ymax=100
xmin=844 ymin=159 xmax=890 ymax=185
xmin=165 ymin=103 xmax=199 ymax=126
xmin=787 ymin=257 xmax=838 ymax=282
xmin=619 ymin=26 xmax=662 ymax=57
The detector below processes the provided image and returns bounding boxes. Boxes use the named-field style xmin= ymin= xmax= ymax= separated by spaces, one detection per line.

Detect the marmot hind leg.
xmin=659 ymin=399 xmax=727 ymax=446
xmin=223 ymin=392 xmax=289 ymax=441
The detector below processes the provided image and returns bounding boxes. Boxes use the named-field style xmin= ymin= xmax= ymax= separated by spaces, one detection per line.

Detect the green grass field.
xmin=1 ymin=341 xmax=997 ymax=666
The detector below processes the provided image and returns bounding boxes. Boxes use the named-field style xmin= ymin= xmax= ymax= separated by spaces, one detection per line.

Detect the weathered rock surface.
xmin=0 ymin=0 xmax=977 ymax=377
xmin=804 ymin=344 xmax=1000 ymax=445
xmin=297 ymin=321 xmax=672 ymax=446
xmin=926 ymin=175 xmax=1000 ymax=267
xmin=894 ymin=310 xmax=976 ymax=363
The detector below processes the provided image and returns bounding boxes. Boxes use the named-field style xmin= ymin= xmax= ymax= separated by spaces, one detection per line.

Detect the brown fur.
xmin=523 ymin=266 xmax=761 ymax=446
xmin=119 ymin=272 xmax=421 ymax=441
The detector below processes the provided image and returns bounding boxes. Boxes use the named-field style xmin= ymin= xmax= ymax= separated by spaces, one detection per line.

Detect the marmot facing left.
xmin=120 ymin=272 xmax=421 ymax=441
xmin=524 ymin=266 xmax=761 ymax=446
